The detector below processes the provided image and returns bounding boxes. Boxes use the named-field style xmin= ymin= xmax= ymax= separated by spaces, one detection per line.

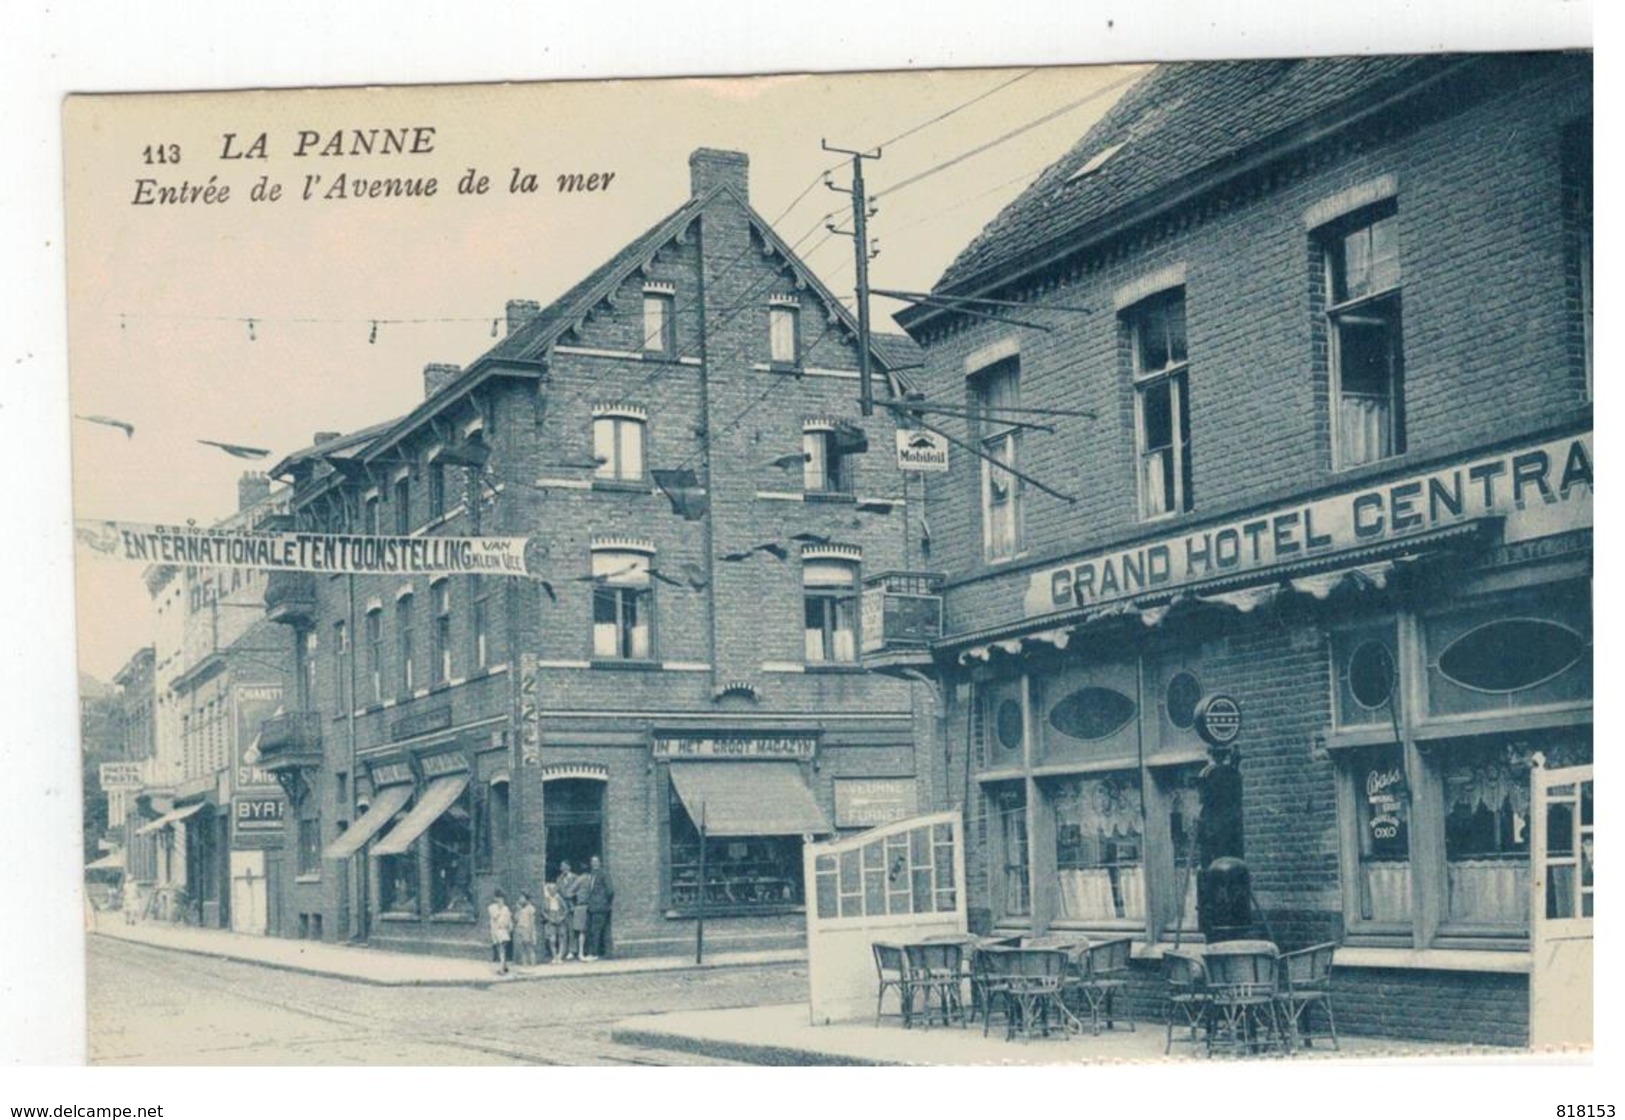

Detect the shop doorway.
xmin=1529 ymin=760 xmax=1592 ymax=1049
xmin=544 ymin=778 xmax=605 ymax=880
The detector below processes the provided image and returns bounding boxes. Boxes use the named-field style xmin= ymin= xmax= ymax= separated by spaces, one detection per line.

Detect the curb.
xmin=92 ymin=930 xmax=805 ymax=990
xmin=609 ymin=1025 xmax=887 ymax=1067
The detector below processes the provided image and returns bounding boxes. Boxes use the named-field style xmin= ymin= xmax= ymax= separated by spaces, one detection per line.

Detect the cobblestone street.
xmin=88 ymin=936 xmax=806 ymax=1065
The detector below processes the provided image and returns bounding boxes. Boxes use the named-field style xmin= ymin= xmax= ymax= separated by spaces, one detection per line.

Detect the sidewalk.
xmin=610 ymin=1002 xmax=1518 ymax=1067
xmin=89 ymin=911 xmax=802 ymax=988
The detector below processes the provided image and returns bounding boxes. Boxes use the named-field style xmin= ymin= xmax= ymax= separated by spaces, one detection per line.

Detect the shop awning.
xmin=668 ymin=762 xmax=833 ymax=838
xmin=370 ymin=774 xmax=470 ymax=857
xmin=85 ymin=851 xmax=124 ymax=871
xmin=323 ymin=782 xmax=413 ymax=860
xmin=135 ymin=801 xmax=205 ymax=836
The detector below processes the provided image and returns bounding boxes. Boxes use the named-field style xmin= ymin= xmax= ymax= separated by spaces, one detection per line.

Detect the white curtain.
xmin=1362 ymin=862 xmax=1412 ymax=923
xmin=1339 ymin=394 xmax=1388 ymax=466
xmin=1447 ymin=859 xmax=1529 ymax=925
xmin=1055 ymin=867 xmax=1146 ymax=921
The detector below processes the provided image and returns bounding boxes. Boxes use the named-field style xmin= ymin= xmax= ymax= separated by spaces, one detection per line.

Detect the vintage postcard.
xmin=63 ymin=53 xmax=1593 ymax=1069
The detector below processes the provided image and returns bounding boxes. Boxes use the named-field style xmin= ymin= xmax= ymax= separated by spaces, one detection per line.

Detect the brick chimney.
xmin=506 ymin=299 xmax=541 ymax=336
xmin=238 ymin=471 xmax=271 ymax=512
xmin=313 ymin=431 xmax=342 ymax=446
xmin=690 ymin=148 xmax=748 ymax=200
xmin=424 ymin=363 xmax=461 ymax=399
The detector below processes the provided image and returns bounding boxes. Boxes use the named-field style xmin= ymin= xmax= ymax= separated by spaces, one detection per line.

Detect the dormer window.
xmin=643 ymin=283 xmax=676 ymax=356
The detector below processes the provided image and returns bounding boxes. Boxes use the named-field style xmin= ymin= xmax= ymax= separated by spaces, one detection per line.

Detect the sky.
xmin=65 ymin=64 xmax=1146 ymax=679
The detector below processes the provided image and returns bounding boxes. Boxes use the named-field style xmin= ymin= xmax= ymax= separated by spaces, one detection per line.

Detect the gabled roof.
xmin=269 ymin=415 xmax=405 ymax=482
xmin=927 ymin=55 xmax=1466 ymax=300
xmin=350 ymin=177 xmax=915 ymax=467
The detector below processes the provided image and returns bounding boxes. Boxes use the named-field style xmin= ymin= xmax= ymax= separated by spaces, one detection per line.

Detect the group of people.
xmin=486 ymin=855 xmax=614 ymax=974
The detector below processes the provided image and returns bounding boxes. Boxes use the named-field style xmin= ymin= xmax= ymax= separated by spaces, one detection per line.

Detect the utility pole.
xmin=821 ymin=141 xmax=881 ymax=416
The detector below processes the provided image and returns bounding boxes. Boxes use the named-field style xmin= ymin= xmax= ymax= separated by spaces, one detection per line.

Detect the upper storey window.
xmin=971 ymin=356 xmax=1022 ymax=561
xmin=1321 ymin=205 xmax=1404 ymax=468
xmin=1126 ymin=290 xmax=1192 ymax=518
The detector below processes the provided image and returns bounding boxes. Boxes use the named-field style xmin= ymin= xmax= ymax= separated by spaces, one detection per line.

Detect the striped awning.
xmin=135 ymin=801 xmax=204 ymax=836
xmin=668 ymin=762 xmax=832 ymax=838
xmin=323 ymin=782 xmax=413 ymax=860
xmin=370 ymin=774 xmax=470 ymax=857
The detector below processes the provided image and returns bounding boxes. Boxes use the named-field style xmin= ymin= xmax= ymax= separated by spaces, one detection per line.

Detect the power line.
xmin=872 ymin=68 xmax=1039 ymax=149
xmin=872 ymin=69 xmax=1143 ymax=203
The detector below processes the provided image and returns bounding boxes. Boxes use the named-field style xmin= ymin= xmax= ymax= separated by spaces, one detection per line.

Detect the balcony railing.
xmin=254 ymin=711 xmax=323 ymax=770
xmin=263 ymin=570 xmax=317 ymax=626
xmin=859 ymin=570 xmax=944 ymax=670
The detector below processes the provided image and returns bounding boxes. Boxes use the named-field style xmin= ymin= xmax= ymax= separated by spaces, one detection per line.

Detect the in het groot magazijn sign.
xmin=1025 ymin=432 xmax=1592 ymax=618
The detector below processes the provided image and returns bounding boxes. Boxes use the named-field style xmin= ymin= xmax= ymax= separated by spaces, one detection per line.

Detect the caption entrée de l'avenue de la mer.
xmin=129 ymin=126 xmax=617 ymax=205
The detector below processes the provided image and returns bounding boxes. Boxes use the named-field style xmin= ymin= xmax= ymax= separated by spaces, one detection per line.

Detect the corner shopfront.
xmin=325 ymin=710 xmax=914 ymax=958
xmin=954 ymin=429 xmax=1592 ymax=1045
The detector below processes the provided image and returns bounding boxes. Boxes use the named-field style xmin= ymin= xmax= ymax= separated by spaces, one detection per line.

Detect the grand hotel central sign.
xmin=1024 ymin=431 xmax=1592 ymax=619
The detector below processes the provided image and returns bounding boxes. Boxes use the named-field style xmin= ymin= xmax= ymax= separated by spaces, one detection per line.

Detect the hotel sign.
xmin=1025 ymin=432 xmax=1592 ymax=619
xmin=652 ymin=734 xmax=818 ymax=761
xmin=99 ymin=761 xmax=144 ymax=791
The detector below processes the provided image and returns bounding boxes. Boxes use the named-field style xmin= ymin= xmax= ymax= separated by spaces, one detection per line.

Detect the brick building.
xmin=258 ymin=149 xmax=928 ymax=959
xmin=131 ymin=475 xmax=293 ymax=930
xmin=881 ymin=55 xmax=1592 ymax=1045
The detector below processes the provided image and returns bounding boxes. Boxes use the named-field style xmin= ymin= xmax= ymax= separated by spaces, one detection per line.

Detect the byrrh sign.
xmin=1025 ymin=432 xmax=1592 ymax=619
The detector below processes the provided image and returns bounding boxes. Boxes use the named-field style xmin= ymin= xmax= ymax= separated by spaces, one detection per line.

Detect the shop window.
xmin=428 ymin=785 xmax=475 ymax=917
xmin=1440 ymin=742 xmax=1529 ymax=930
xmin=813 ymin=820 xmax=958 ymax=920
xmin=431 ymin=580 xmax=452 ymax=685
xmin=769 ymin=300 xmax=800 ymax=366
xmin=643 ymin=289 xmax=675 ymax=356
xmin=668 ymin=785 xmax=804 ymax=912
xmin=803 ymin=557 xmax=858 ymax=663
xmin=1164 ymin=768 xmax=1203 ymax=931
xmin=396 ymin=594 xmax=415 ymax=696
xmin=378 ymin=798 xmax=419 ymax=916
xmin=297 ymin=816 xmax=321 ymax=878
xmin=592 ymin=410 xmax=646 ymax=482
xmin=1346 ymin=745 xmax=1412 ymax=925
xmin=364 ymin=608 xmax=383 ymax=705
xmin=591 ymin=548 xmax=654 ymax=660
xmin=1049 ymin=772 xmax=1146 ymax=924
xmin=988 ymin=782 xmax=1030 ymax=919
xmin=1320 ymin=205 xmax=1404 ymax=467
xmin=971 ymin=356 xmax=1022 ymax=560
xmin=393 ymin=475 xmax=411 ymax=535
xmin=1127 ymin=291 xmax=1193 ymax=518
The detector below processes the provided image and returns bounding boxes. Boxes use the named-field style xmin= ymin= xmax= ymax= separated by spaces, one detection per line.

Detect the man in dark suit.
xmin=582 ymin=854 xmax=615 ymax=961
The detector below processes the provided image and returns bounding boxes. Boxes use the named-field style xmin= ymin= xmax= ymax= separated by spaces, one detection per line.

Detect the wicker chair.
xmin=1163 ymin=950 xmax=1211 ymax=1054
xmin=1074 ymin=936 xmax=1137 ymax=1034
xmin=980 ymin=946 xmax=1069 ymax=1041
xmin=905 ymin=941 xmax=967 ymax=1028
xmin=872 ymin=942 xmax=913 ymax=1028
xmin=1203 ymin=941 xmax=1287 ymax=1057
xmin=1277 ymin=942 xmax=1340 ymax=1051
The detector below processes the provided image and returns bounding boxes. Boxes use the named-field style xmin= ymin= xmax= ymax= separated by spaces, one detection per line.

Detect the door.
xmin=544 ymin=779 xmax=605 ymax=880
xmin=1529 ymin=761 xmax=1592 ymax=1049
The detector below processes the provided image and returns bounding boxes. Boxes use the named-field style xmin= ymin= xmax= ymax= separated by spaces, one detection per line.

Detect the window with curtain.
xmin=365 ymin=609 xmax=383 ymax=705
xmin=1049 ymin=772 xmax=1146 ymax=923
xmin=1321 ymin=205 xmax=1404 ymax=468
xmin=591 ymin=548 xmax=654 ymax=660
xmin=989 ymin=782 xmax=1029 ymax=918
xmin=1441 ymin=743 xmax=1529 ymax=929
xmin=803 ymin=558 xmax=858 ymax=663
xmin=431 ymin=580 xmax=452 ymax=685
xmin=1348 ymin=744 xmax=1412 ymax=924
xmin=1127 ymin=290 xmax=1193 ymax=518
xmin=396 ymin=594 xmax=415 ymax=696
xmin=802 ymin=427 xmax=853 ymax=495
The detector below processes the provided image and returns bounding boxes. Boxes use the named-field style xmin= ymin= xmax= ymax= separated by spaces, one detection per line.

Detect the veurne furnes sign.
xmin=1025 ymin=432 xmax=1591 ymax=618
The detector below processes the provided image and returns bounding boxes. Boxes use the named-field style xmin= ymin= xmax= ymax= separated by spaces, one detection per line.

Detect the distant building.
xmin=884 ymin=55 xmax=1592 ymax=1046
xmin=131 ymin=474 xmax=293 ymax=930
xmin=257 ymin=148 xmax=929 ymax=958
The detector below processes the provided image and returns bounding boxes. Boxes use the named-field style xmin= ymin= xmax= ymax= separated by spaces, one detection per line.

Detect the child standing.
xmin=541 ymin=882 xmax=567 ymax=963
xmin=487 ymin=889 xmax=513 ymax=975
xmin=513 ymin=891 xmax=539 ymax=967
